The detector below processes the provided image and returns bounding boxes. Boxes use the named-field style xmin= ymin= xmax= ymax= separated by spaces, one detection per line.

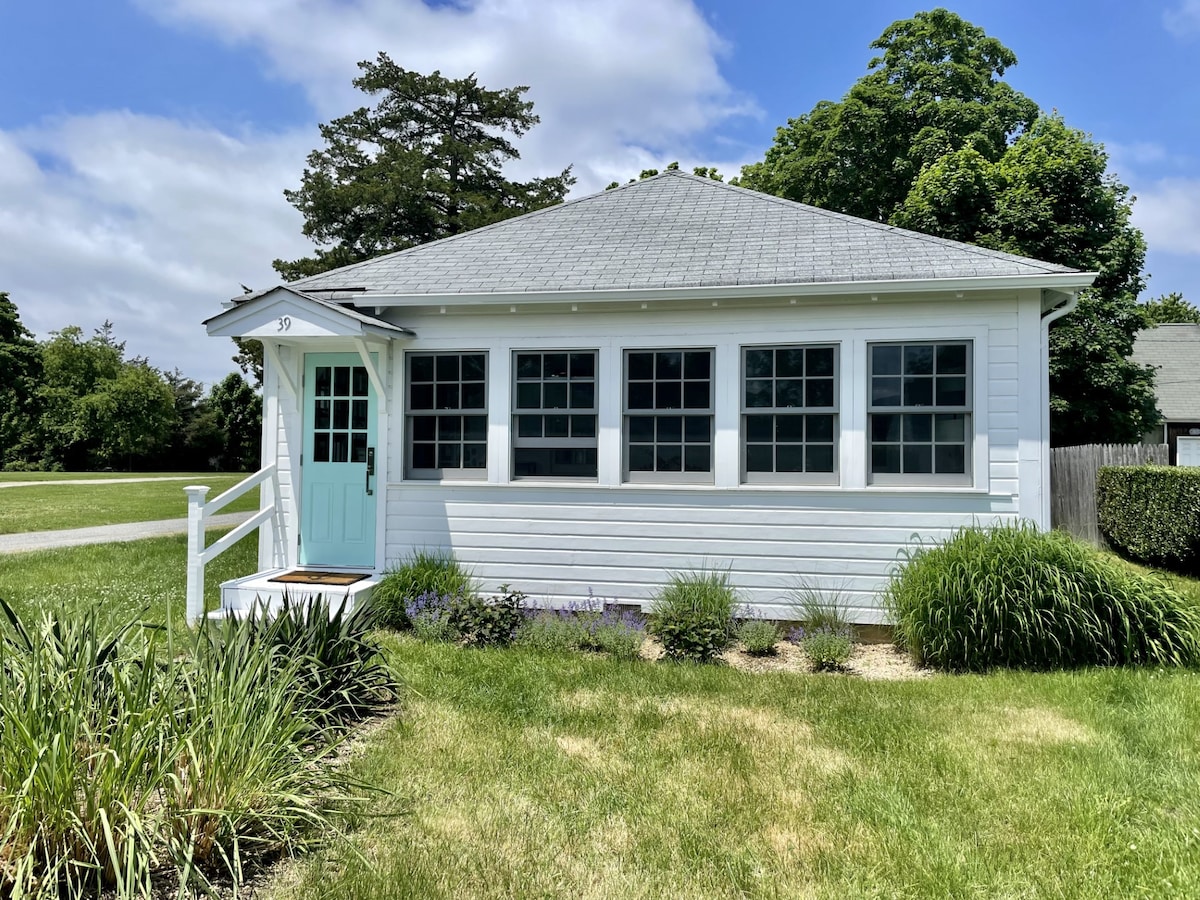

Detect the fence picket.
xmin=1050 ymin=443 xmax=1168 ymax=546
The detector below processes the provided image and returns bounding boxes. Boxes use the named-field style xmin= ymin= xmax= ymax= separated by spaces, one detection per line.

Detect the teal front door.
xmin=301 ymin=353 xmax=377 ymax=567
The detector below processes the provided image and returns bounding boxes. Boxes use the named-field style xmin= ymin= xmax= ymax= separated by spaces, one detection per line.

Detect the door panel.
xmin=301 ymin=353 xmax=377 ymax=567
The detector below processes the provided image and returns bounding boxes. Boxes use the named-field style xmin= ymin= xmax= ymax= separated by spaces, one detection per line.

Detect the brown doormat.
xmin=269 ymin=571 xmax=369 ymax=586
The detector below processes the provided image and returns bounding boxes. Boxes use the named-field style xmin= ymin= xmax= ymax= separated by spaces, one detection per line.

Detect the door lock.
xmin=365 ymin=447 xmax=375 ymax=495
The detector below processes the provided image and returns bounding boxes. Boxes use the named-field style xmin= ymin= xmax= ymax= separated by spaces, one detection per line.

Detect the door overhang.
xmin=204 ymin=285 xmax=415 ymax=342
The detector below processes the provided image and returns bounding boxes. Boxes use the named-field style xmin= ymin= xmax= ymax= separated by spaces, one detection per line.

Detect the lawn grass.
xmin=0 ymin=476 xmax=259 ymax=534
xmin=264 ymin=638 xmax=1200 ymax=900
xmin=0 ymin=527 xmax=258 ymax=633
xmin=0 ymin=471 xmax=237 ymax=482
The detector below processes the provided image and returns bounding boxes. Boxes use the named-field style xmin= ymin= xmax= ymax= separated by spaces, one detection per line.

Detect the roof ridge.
xmin=659 ymin=170 xmax=1077 ymax=274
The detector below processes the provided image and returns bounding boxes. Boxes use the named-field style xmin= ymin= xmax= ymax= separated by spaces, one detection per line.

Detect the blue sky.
xmin=2 ymin=0 xmax=1196 ymax=385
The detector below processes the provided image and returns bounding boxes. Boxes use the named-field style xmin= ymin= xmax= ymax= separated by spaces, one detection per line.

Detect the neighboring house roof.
xmin=267 ymin=170 xmax=1084 ymax=301
xmin=1132 ymin=324 xmax=1200 ymax=421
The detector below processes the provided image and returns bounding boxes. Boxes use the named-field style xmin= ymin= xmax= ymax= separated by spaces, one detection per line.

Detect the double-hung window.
xmin=406 ymin=352 xmax=488 ymax=479
xmin=512 ymin=351 xmax=598 ymax=478
xmin=742 ymin=344 xmax=838 ymax=483
xmin=625 ymin=349 xmax=713 ymax=482
xmin=868 ymin=341 xmax=972 ymax=484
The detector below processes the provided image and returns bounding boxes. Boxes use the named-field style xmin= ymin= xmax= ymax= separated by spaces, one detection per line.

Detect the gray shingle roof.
xmin=1132 ymin=324 xmax=1200 ymax=420
xmin=286 ymin=170 xmax=1079 ymax=298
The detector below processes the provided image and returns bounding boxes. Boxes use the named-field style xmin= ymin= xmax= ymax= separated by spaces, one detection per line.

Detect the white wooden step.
xmin=215 ymin=569 xmax=378 ymax=618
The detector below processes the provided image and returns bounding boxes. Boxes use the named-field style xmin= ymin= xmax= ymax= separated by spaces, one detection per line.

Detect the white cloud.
xmin=1164 ymin=0 xmax=1200 ymax=37
xmin=3 ymin=1 xmax=757 ymax=385
xmin=1133 ymin=177 xmax=1200 ymax=255
xmin=0 ymin=113 xmax=312 ymax=384
xmin=136 ymin=0 xmax=758 ymax=191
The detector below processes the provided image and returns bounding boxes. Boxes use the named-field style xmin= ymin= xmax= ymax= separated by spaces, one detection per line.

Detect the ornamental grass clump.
xmin=213 ymin=594 xmax=397 ymax=727
xmin=648 ymin=569 xmax=739 ymax=663
xmin=885 ymin=522 xmax=1200 ymax=672
xmin=0 ymin=598 xmax=390 ymax=899
xmin=372 ymin=550 xmax=477 ymax=628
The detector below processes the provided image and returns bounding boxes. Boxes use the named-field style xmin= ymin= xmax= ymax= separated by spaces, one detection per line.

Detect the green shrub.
xmin=1097 ymin=465 xmax=1200 ymax=574
xmin=372 ymin=550 xmax=477 ymax=628
xmin=886 ymin=522 xmax=1200 ymax=672
xmin=648 ymin=569 xmax=739 ymax=663
xmin=737 ymin=619 xmax=780 ymax=656
xmin=449 ymin=585 xmax=526 ymax=647
xmin=798 ymin=631 xmax=853 ymax=671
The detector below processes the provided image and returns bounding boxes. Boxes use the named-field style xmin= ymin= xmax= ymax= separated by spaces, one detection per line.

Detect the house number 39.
xmin=277 ymin=316 xmax=292 ymax=332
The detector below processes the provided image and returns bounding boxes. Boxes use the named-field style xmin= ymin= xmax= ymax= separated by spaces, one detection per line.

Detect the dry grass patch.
xmin=993 ymin=706 xmax=1098 ymax=745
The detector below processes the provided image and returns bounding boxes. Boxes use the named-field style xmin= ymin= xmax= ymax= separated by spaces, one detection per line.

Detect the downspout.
xmin=1039 ymin=290 xmax=1080 ymax=529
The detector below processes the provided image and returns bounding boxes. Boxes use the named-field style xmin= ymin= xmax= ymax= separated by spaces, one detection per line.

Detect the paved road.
xmin=0 ymin=476 xmax=217 ymax=490
xmin=0 ymin=512 xmax=255 ymax=555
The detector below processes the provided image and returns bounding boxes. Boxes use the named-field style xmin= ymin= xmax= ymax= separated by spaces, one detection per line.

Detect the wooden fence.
xmin=1050 ymin=443 xmax=1168 ymax=546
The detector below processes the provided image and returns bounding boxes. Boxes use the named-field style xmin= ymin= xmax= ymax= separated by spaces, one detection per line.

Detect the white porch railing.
xmin=184 ymin=463 xmax=282 ymax=625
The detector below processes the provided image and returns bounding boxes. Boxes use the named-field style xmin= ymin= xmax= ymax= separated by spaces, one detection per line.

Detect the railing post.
xmin=184 ymin=486 xmax=211 ymax=626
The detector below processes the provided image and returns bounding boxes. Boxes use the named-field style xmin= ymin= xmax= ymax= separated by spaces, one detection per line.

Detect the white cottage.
xmin=194 ymin=171 xmax=1095 ymax=623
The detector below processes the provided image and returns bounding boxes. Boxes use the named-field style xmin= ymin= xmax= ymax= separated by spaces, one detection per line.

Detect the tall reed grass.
xmin=0 ymin=597 xmax=393 ymax=898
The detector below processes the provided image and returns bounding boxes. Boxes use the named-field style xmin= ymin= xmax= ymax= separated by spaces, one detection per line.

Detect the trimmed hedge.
xmin=885 ymin=522 xmax=1200 ymax=672
xmin=1097 ymin=465 xmax=1200 ymax=575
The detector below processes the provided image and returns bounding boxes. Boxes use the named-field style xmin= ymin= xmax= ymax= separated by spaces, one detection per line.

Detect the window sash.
xmin=511 ymin=350 xmax=598 ymax=479
xmin=867 ymin=341 xmax=972 ymax=483
xmin=624 ymin=349 xmax=714 ymax=482
xmin=741 ymin=344 xmax=840 ymax=483
xmin=406 ymin=352 xmax=488 ymax=480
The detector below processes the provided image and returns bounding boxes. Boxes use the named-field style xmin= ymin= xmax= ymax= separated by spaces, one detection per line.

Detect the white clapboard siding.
xmin=255 ymin=291 xmax=1047 ymax=623
xmin=384 ymin=483 xmax=1020 ymax=622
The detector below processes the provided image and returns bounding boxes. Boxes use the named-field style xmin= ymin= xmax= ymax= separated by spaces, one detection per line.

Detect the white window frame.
xmin=405 ymin=351 xmax=489 ymax=480
xmin=741 ymin=343 xmax=840 ymax=485
xmin=623 ymin=347 xmax=715 ymax=484
xmin=511 ymin=349 xmax=599 ymax=480
xmin=867 ymin=340 xmax=973 ymax=486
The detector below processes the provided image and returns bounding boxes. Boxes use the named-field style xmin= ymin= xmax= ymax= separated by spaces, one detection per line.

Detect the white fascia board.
xmin=339 ymin=271 xmax=1099 ymax=309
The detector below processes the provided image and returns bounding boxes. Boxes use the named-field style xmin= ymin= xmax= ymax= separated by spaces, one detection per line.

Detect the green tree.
xmin=741 ymin=10 xmax=1157 ymax=445
xmin=0 ymin=293 xmax=43 ymax=468
xmin=739 ymin=8 xmax=1038 ymax=222
xmin=210 ymin=373 xmax=262 ymax=471
xmin=893 ymin=116 xmax=1155 ymax=445
xmin=232 ymin=337 xmax=264 ymax=387
xmin=275 ymin=53 xmax=573 ymax=280
xmin=1142 ymin=292 xmax=1200 ymax=325
xmin=36 ymin=324 xmax=126 ymax=468
xmin=89 ymin=362 xmax=177 ymax=470
xmin=605 ymin=161 xmax=724 ymax=190
xmin=36 ymin=323 xmax=180 ymax=469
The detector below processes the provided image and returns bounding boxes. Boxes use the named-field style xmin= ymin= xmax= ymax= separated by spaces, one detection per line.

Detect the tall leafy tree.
xmin=36 ymin=323 xmax=177 ymax=469
xmin=741 ymin=10 xmax=1157 ymax=445
xmin=88 ymin=362 xmax=177 ymax=470
xmin=210 ymin=373 xmax=262 ymax=471
xmin=1142 ymin=292 xmax=1200 ymax=325
xmin=0 ymin=293 xmax=42 ymax=467
xmin=275 ymin=53 xmax=573 ymax=280
xmin=739 ymin=8 xmax=1038 ymax=222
